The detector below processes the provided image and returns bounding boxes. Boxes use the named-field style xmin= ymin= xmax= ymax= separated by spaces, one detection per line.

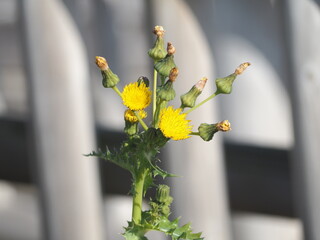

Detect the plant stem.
xmin=190 ymin=132 xmax=200 ymax=136
xmin=112 ymin=86 xmax=122 ymax=97
xmin=134 ymin=111 xmax=148 ymax=131
xmin=132 ymin=171 xmax=147 ymax=224
xmin=184 ymin=91 xmax=219 ymax=114
xmin=153 ymin=68 xmax=158 ymax=117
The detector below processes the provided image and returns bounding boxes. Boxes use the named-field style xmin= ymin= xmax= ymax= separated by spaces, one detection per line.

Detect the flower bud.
xmin=180 ymin=77 xmax=207 ymax=108
xmin=215 ymin=73 xmax=236 ymax=94
xmin=215 ymin=62 xmax=251 ymax=94
xmin=137 ymin=76 xmax=150 ymax=87
xmin=124 ymin=109 xmax=147 ymax=135
xmin=124 ymin=121 xmax=138 ymax=136
xmin=157 ymin=80 xmax=176 ymax=102
xmin=156 ymin=185 xmax=173 ymax=205
xmin=154 ymin=42 xmax=177 ymax=77
xmin=95 ymin=56 xmax=120 ymax=88
xmin=148 ymin=26 xmax=167 ymax=61
xmin=198 ymin=120 xmax=231 ymax=141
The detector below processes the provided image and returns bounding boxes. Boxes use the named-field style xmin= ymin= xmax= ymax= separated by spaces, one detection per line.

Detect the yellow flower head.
xmin=122 ymin=82 xmax=152 ymax=110
xmin=159 ymin=106 xmax=192 ymax=140
xmin=124 ymin=109 xmax=147 ymax=123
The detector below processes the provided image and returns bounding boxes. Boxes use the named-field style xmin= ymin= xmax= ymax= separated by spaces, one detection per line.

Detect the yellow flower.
xmin=122 ymin=82 xmax=152 ymax=110
xmin=124 ymin=109 xmax=147 ymax=123
xmin=159 ymin=106 xmax=192 ymax=140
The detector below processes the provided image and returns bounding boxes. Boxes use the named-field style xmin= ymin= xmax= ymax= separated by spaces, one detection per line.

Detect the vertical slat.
xmin=20 ymin=0 xmax=105 ymax=239
xmin=284 ymin=0 xmax=320 ymax=239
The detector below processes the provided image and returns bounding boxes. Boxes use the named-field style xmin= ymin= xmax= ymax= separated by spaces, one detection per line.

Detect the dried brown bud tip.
xmin=235 ymin=62 xmax=251 ymax=75
xmin=169 ymin=67 xmax=179 ymax=82
xmin=195 ymin=77 xmax=208 ymax=91
xmin=167 ymin=42 xmax=176 ymax=55
xmin=217 ymin=120 xmax=231 ymax=132
xmin=95 ymin=56 xmax=109 ymax=71
xmin=153 ymin=25 xmax=165 ymax=37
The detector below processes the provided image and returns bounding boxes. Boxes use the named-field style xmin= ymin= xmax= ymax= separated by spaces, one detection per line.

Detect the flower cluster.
xmin=93 ymin=26 xmax=250 ymax=240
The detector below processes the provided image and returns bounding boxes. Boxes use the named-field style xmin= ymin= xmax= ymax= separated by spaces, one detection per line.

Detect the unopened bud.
xmin=148 ymin=26 xmax=167 ymax=61
xmin=137 ymin=76 xmax=150 ymax=87
xmin=158 ymin=80 xmax=176 ymax=101
xmin=235 ymin=62 xmax=251 ymax=75
xmin=198 ymin=120 xmax=231 ymax=141
xmin=180 ymin=77 xmax=207 ymax=108
xmin=156 ymin=185 xmax=173 ymax=205
xmin=154 ymin=54 xmax=177 ymax=77
xmin=215 ymin=73 xmax=236 ymax=94
xmin=169 ymin=67 xmax=179 ymax=82
xmin=95 ymin=56 xmax=120 ymax=88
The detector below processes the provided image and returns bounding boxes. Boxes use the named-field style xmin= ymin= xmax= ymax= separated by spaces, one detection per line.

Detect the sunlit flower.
xmin=159 ymin=106 xmax=192 ymax=140
xmin=122 ymin=82 xmax=152 ymax=110
xmin=124 ymin=109 xmax=147 ymax=123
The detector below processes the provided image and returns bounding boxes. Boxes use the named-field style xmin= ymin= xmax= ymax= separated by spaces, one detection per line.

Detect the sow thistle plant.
xmin=89 ymin=25 xmax=250 ymax=240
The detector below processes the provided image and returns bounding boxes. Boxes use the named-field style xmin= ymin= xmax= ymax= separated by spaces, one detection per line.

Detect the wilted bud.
xmin=180 ymin=77 xmax=208 ymax=108
xmin=137 ymin=76 xmax=150 ymax=87
xmin=169 ymin=67 xmax=179 ymax=82
xmin=216 ymin=120 xmax=231 ymax=131
xmin=148 ymin=26 xmax=167 ymax=61
xmin=153 ymin=25 xmax=165 ymax=37
xmin=167 ymin=42 xmax=176 ymax=55
xmin=235 ymin=62 xmax=251 ymax=75
xmin=95 ymin=56 xmax=120 ymax=88
xmin=156 ymin=185 xmax=173 ymax=205
xmin=154 ymin=43 xmax=177 ymax=77
xmin=198 ymin=120 xmax=231 ymax=141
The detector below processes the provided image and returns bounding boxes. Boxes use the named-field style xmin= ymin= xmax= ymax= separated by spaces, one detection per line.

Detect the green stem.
xmin=153 ymin=68 xmax=158 ymax=117
xmin=190 ymin=132 xmax=200 ymax=136
xmin=134 ymin=111 xmax=148 ymax=131
xmin=132 ymin=171 xmax=147 ymax=224
xmin=184 ymin=91 xmax=219 ymax=114
xmin=112 ymin=86 xmax=122 ymax=97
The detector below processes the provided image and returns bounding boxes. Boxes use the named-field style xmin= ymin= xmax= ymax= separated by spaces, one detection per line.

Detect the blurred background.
xmin=0 ymin=0 xmax=319 ymax=240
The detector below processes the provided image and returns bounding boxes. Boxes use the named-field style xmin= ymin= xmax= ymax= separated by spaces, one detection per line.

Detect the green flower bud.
xmin=180 ymin=77 xmax=207 ymax=108
xmin=148 ymin=26 xmax=166 ymax=61
xmin=95 ymin=56 xmax=120 ymax=88
xmin=215 ymin=62 xmax=251 ymax=94
xmin=158 ymin=80 xmax=176 ymax=101
xmin=154 ymin=42 xmax=177 ymax=77
xmin=161 ymin=205 xmax=171 ymax=216
xmin=215 ymin=73 xmax=237 ymax=94
xmin=156 ymin=185 xmax=173 ymax=204
xmin=157 ymin=68 xmax=178 ymax=102
xmin=198 ymin=120 xmax=231 ymax=141
xmin=124 ymin=121 xmax=138 ymax=136
xmin=137 ymin=76 xmax=150 ymax=87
